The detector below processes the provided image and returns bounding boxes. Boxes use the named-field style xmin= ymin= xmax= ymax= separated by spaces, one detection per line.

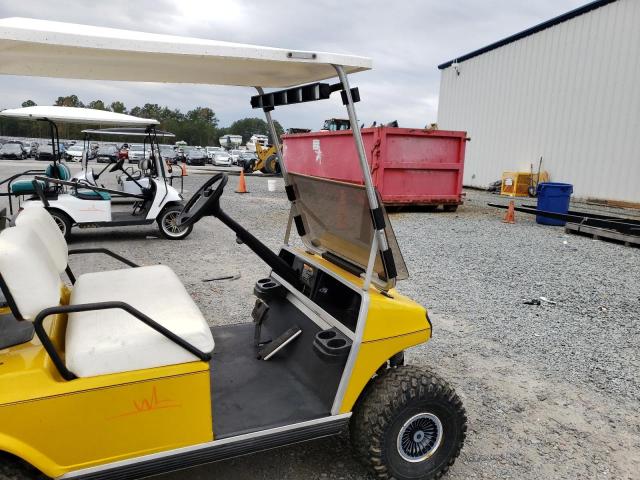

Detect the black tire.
xmin=442 ymin=205 xmax=458 ymax=213
xmin=157 ymin=205 xmax=193 ymax=240
xmin=350 ymin=365 xmax=467 ymax=480
xmin=47 ymin=209 xmax=72 ymax=241
xmin=263 ymin=154 xmax=280 ymax=175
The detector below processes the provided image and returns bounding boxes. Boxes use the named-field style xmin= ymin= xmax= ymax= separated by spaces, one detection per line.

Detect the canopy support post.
xmin=333 ymin=64 xmax=390 ymax=290
xmin=255 ymin=86 xmax=295 ymax=246
xmin=255 ymin=87 xmax=289 ymax=184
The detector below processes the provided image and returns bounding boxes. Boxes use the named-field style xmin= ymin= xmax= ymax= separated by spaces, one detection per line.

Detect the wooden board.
xmin=565 ymin=222 xmax=640 ymax=247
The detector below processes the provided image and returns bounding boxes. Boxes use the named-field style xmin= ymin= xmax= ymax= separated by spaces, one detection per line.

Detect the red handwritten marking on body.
xmin=109 ymin=386 xmax=181 ymax=419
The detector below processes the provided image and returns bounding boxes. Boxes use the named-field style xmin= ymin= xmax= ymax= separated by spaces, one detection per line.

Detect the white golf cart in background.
xmin=76 ymin=127 xmax=184 ymax=196
xmin=0 ymin=106 xmax=193 ymax=240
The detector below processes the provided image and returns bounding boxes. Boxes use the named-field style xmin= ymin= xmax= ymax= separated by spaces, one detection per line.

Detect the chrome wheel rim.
xmin=52 ymin=215 xmax=66 ymax=235
xmin=162 ymin=211 xmax=186 ymax=237
xmin=397 ymin=413 xmax=443 ymax=462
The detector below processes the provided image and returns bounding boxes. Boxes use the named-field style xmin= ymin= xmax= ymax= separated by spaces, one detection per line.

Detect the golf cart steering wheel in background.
xmin=109 ymin=158 xmax=125 ymax=173
xmin=177 ymin=173 xmax=228 ymax=228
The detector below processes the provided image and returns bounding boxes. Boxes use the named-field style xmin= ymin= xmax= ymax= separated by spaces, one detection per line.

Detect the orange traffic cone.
xmin=503 ymin=200 xmax=516 ymax=224
xmin=236 ymin=170 xmax=249 ymax=194
xmin=181 ymin=162 xmax=187 ymax=176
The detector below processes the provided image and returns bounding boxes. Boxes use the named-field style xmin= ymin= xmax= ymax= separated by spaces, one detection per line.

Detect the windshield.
xmin=68 ymin=145 xmax=83 ymax=152
xmin=188 ymin=150 xmax=205 ymax=158
xmin=288 ymin=173 xmax=408 ymax=288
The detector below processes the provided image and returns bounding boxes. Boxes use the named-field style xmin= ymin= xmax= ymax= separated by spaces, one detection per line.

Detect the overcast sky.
xmin=0 ymin=0 xmax=585 ymax=129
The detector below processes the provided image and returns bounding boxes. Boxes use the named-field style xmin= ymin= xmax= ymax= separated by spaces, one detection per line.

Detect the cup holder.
xmin=317 ymin=330 xmax=337 ymax=340
xmin=254 ymin=277 xmax=286 ymax=302
xmin=313 ymin=327 xmax=352 ymax=363
xmin=327 ymin=338 xmax=347 ymax=348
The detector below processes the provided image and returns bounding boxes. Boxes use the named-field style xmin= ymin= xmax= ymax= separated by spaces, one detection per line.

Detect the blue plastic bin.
xmin=536 ymin=182 xmax=573 ymax=226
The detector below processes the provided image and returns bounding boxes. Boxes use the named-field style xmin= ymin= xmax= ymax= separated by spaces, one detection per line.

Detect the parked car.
xmin=237 ymin=151 xmax=257 ymax=171
xmin=64 ymin=144 xmax=84 ymax=162
xmin=158 ymin=144 xmax=176 ymax=164
xmin=228 ymin=149 xmax=242 ymax=165
xmin=28 ymin=142 xmax=39 ymax=158
xmin=96 ymin=144 xmax=119 ymax=163
xmin=35 ymin=144 xmax=56 ymax=161
xmin=186 ymin=148 xmax=207 ymax=166
xmin=128 ymin=143 xmax=151 ymax=164
xmin=86 ymin=143 xmax=98 ymax=160
xmin=174 ymin=147 xmax=186 ymax=165
xmin=205 ymin=146 xmax=222 ymax=162
xmin=0 ymin=142 xmax=27 ymax=159
xmin=212 ymin=151 xmax=232 ymax=167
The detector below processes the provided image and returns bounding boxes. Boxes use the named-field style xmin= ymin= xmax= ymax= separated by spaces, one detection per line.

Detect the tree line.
xmin=0 ymin=95 xmax=284 ymax=146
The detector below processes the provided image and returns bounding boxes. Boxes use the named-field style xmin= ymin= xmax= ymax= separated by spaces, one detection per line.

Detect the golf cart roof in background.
xmin=82 ymin=128 xmax=175 ymax=137
xmin=0 ymin=106 xmax=159 ymax=126
xmin=0 ymin=17 xmax=372 ymax=88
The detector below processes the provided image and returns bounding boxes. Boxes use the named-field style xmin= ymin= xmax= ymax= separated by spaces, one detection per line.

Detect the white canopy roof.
xmin=0 ymin=18 xmax=372 ymax=88
xmin=0 ymin=106 xmax=159 ymax=126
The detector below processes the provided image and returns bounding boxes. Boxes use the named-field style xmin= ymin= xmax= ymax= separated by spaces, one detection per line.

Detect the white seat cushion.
xmin=66 ymin=265 xmax=214 ymax=377
xmin=15 ymin=206 xmax=68 ymax=273
xmin=0 ymin=226 xmax=62 ymax=320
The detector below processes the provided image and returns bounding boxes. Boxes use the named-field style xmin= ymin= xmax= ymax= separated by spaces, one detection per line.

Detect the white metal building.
xmin=437 ymin=0 xmax=639 ymax=205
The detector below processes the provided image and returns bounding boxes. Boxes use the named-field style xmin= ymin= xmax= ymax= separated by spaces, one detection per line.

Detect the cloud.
xmin=0 ymin=0 xmax=584 ymax=130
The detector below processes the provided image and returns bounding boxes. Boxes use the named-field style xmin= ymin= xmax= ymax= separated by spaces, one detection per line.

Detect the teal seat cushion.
xmin=11 ymin=180 xmax=45 ymax=195
xmin=76 ymin=189 xmax=111 ymax=201
xmin=44 ymin=163 xmax=71 ymax=181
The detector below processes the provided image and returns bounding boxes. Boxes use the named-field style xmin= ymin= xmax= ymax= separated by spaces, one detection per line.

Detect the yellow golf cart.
xmin=0 ymin=17 xmax=466 ymax=480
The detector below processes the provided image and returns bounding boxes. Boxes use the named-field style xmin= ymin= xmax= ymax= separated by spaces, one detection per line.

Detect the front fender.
xmin=0 ymin=432 xmax=61 ymax=478
xmin=338 ymin=329 xmax=430 ymax=413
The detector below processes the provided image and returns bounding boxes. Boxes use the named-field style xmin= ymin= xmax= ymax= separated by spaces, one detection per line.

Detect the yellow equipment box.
xmin=501 ymin=171 xmax=549 ymax=197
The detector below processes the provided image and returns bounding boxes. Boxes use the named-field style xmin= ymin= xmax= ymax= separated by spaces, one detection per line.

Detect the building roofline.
xmin=438 ymin=0 xmax=618 ymax=70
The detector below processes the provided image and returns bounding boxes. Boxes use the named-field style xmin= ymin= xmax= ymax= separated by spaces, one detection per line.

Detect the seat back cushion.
xmin=138 ymin=159 xmax=151 ymax=171
xmin=0 ymin=226 xmax=62 ymax=320
xmin=58 ymin=163 xmax=71 ymax=181
xmin=15 ymin=206 xmax=68 ymax=273
xmin=45 ymin=162 xmax=71 ymax=181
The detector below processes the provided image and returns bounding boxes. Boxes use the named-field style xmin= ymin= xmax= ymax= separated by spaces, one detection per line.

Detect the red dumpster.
xmin=282 ymin=127 xmax=466 ymax=208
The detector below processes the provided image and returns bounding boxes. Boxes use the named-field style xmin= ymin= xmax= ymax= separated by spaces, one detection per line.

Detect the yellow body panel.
xmin=0 ymin=312 xmax=213 ymax=478
xmin=339 ymin=329 xmax=430 ymax=413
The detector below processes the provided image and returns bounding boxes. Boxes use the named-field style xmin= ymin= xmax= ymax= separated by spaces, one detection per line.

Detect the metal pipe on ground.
xmin=487 ymin=203 xmax=640 ymax=235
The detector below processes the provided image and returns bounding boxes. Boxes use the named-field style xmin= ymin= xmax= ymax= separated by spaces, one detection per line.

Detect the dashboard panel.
xmin=279 ymin=249 xmax=361 ymax=332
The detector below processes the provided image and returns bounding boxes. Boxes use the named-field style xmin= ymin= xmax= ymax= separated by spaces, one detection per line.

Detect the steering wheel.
xmin=177 ymin=173 xmax=227 ymax=228
xmin=109 ymin=159 xmax=125 ymax=173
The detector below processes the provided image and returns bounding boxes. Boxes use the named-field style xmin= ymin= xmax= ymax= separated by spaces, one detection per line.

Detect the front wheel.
xmin=157 ymin=205 xmax=193 ymax=240
xmin=351 ymin=365 xmax=467 ymax=480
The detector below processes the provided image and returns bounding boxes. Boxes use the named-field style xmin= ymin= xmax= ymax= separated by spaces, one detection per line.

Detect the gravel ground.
xmin=0 ymin=160 xmax=638 ymax=480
